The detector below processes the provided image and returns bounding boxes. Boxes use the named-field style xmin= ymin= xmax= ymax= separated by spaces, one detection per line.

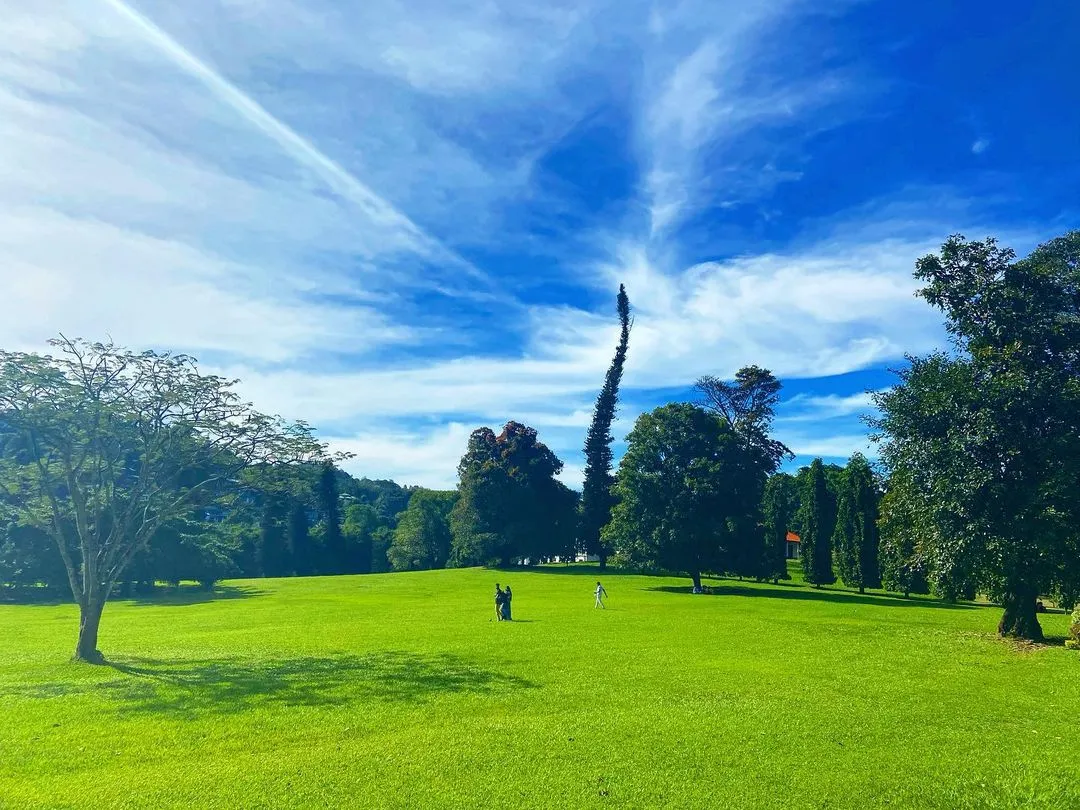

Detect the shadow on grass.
xmin=488 ymin=564 xmax=602 ymax=576
xmin=646 ymin=582 xmax=991 ymax=611
xmin=4 ymin=651 xmax=537 ymax=716
xmin=0 ymin=583 xmax=266 ymax=607
xmin=125 ymin=584 xmax=267 ymax=607
xmin=0 ymin=589 xmax=70 ymax=606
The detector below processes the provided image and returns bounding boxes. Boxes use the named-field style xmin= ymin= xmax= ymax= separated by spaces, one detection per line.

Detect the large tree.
xmin=579 ymin=284 xmax=631 ymax=568
xmin=872 ymin=232 xmax=1080 ymax=640
xmin=797 ymin=459 xmax=837 ymax=587
xmin=388 ymin=489 xmax=457 ymax=571
xmin=0 ymin=338 xmax=334 ymax=662
xmin=697 ymin=366 xmax=793 ymax=578
xmin=449 ymin=422 xmax=569 ymax=567
xmin=832 ymin=453 xmax=881 ymax=594
xmin=605 ymin=403 xmax=750 ymax=590
xmin=696 ymin=366 xmax=792 ymax=474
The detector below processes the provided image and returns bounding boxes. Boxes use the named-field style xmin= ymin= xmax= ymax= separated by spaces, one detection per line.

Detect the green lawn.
xmin=1 ymin=567 xmax=1076 ymax=809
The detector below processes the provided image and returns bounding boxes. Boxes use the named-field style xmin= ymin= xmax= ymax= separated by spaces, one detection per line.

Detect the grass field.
xmin=1 ymin=566 xmax=1077 ymax=809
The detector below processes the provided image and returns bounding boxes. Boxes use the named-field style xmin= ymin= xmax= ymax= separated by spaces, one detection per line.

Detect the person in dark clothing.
xmin=494 ymin=584 xmax=505 ymax=621
xmin=503 ymin=585 xmax=513 ymax=621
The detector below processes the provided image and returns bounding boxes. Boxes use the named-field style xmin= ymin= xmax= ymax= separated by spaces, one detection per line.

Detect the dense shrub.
xmin=1067 ymin=608 xmax=1080 ymax=651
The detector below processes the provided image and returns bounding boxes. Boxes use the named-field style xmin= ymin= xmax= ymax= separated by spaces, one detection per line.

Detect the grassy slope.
xmin=0 ymin=567 xmax=1076 ymax=809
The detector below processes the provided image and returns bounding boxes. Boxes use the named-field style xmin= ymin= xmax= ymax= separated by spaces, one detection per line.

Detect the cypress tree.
xmin=798 ymin=458 xmax=836 ymax=587
xmin=288 ymin=497 xmax=313 ymax=576
xmin=761 ymin=472 xmax=798 ymax=583
xmin=829 ymin=457 xmax=881 ymax=596
xmin=317 ymin=463 xmax=344 ymax=574
xmin=258 ymin=493 xmax=290 ymax=577
xmin=579 ymin=284 xmax=631 ymax=568
xmin=833 ymin=454 xmax=881 ymax=593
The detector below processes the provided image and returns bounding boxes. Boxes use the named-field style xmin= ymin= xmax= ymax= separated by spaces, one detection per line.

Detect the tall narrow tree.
xmin=798 ymin=458 xmax=836 ymax=587
xmin=832 ymin=453 xmax=881 ymax=593
xmin=317 ymin=463 xmax=344 ymax=573
xmin=761 ymin=472 xmax=798 ymax=583
xmin=288 ymin=497 xmax=313 ymax=576
xmin=258 ymin=493 xmax=290 ymax=577
xmin=579 ymin=284 xmax=631 ymax=568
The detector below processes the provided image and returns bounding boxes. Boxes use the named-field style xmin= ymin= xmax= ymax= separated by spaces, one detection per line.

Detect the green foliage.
xmin=449 ymin=422 xmax=572 ymax=567
xmin=877 ymin=478 xmax=929 ymax=597
xmin=579 ymin=284 xmax=631 ymax=565
xmin=872 ymin=232 xmax=1080 ymax=640
xmin=370 ymin=526 xmax=394 ymax=574
xmin=696 ymin=366 xmax=792 ymax=579
xmin=0 ymin=337 xmax=334 ymax=660
xmin=316 ymin=463 xmax=344 ymax=573
xmin=605 ymin=403 xmax=754 ymax=588
xmin=831 ymin=454 xmax=881 ymax=593
xmin=287 ymin=498 xmax=313 ymax=577
xmin=341 ymin=503 xmax=378 ymax=574
xmin=696 ymin=365 xmax=793 ymax=475
xmin=1067 ymin=608 xmax=1080 ymax=651
xmin=258 ymin=493 xmax=291 ymax=578
xmin=388 ymin=489 xmax=457 ymax=571
xmin=760 ymin=472 xmax=798 ymax=582
xmin=797 ymin=459 xmax=837 ymax=587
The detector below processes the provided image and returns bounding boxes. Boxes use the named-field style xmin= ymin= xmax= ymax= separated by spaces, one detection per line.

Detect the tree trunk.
xmin=691 ymin=571 xmax=702 ymax=591
xmin=598 ymin=553 xmax=607 ymax=571
xmin=999 ymin=587 xmax=1043 ymax=642
xmin=74 ymin=599 xmax=106 ymax=663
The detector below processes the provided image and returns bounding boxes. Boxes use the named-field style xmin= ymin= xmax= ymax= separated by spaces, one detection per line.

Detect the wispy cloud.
xmin=779 ymin=391 xmax=883 ymax=423
xmin=0 ymin=1 xmax=1049 ymax=488
xmin=972 ymin=138 xmax=990 ymax=155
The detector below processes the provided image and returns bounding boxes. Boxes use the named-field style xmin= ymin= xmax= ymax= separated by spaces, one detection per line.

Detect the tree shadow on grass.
xmin=0 ymin=583 xmax=266 ymax=607
xmin=490 ymin=564 xmax=602 ymax=576
xmin=646 ymin=582 xmax=991 ymax=611
xmin=3 ymin=651 xmax=537 ymax=716
xmin=125 ymin=584 xmax=267 ymax=607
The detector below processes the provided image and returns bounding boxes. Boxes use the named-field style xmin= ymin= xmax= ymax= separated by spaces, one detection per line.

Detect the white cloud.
xmin=972 ymin=138 xmax=990 ymax=155
xmin=778 ymin=432 xmax=877 ymax=462
xmin=328 ymin=423 xmax=473 ymax=490
xmin=0 ymin=0 xmax=1027 ymax=489
xmin=779 ymin=391 xmax=883 ymax=423
xmin=639 ymin=1 xmax=853 ymax=234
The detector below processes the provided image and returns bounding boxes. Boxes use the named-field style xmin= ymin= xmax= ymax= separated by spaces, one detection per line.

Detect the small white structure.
xmin=785 ymin=531 xmax=801 ymax=560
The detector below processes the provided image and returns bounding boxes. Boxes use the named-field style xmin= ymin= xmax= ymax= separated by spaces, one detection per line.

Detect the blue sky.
xmin=1 ymin=0 xmax=1077 ymax=488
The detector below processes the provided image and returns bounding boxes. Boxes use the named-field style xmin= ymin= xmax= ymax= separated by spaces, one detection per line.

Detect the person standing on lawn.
xmin=595 ymin=581 xmax=607 ymax=609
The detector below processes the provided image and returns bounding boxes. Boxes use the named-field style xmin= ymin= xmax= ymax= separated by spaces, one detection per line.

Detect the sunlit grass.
xmin=1 ymin=565 xmax=1076 ymax=808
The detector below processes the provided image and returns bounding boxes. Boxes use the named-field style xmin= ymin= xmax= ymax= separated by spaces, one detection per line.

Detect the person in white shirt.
xmin=594 ymin=581 xmax=607 ymax=609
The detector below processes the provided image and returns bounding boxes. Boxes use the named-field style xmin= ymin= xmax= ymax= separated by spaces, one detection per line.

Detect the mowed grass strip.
xmin=1 ymin=567 xmax=1076 ymax=809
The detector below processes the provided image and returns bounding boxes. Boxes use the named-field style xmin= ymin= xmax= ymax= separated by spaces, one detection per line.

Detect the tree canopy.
xmin=0 ymin=337 xmax=338 ymax=661
xmin=605 ymin=403 xmax=752 ymax=590
xmin=388 ymin=489 xmax=457 ymax=571
xmin=872 ymin=232 xmax=1080 ymax=640
xmin=449 ymin=422 xmax=573 ymax=567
